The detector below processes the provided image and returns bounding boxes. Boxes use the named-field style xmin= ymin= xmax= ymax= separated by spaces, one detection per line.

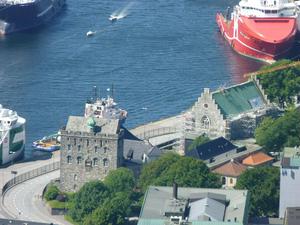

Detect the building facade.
xmin=60 ymin=116 xmax=124 ymax=192
xmin=279 ymin=147 xmax=300 ymax=218
xmin=190 ymin=79 xmax=278 ymax=140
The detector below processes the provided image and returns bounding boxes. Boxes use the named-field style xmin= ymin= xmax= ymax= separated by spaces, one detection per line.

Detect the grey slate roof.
xmin=123 ymin=139 xmax=162 ymax=164
xmin=189 ymin=197 xmax=225 ymax=221
xmin=139 ymin=186 xmax=249 ymax=224
xmin=65 ymin=116 xmax=120 ymax=134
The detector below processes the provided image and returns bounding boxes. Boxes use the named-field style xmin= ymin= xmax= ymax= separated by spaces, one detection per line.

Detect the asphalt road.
xmin=2 ymin=170 xmax=71 ymax=225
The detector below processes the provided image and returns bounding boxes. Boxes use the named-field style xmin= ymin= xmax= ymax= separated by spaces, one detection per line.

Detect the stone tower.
xmin=60 ymin=116 xmax=124 ymax=192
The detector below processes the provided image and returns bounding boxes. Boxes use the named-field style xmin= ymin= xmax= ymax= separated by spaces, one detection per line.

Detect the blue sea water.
xmin=0 ymin=0 xmax=263 ymax=156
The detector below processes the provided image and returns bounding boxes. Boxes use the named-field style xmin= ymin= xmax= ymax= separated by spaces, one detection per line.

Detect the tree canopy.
xmin=139 ymin=153 xmax=221 ymax=191
xmin=83 ymin=192 xmax=132 ymax=225
xmin=68 ymin=181 xmax=110 ymax=222
xmin=104 ymin=167 xmax=135 ymax=193
xmin=188 ymin=134 xmax=210 ymax=151
xmin=255 ymin=109 xmax=300 ymax=151
xmin=236 ymin=166 xmax=280 ymax=217
xmin=257 ymin=59 xmax=300 ymax=107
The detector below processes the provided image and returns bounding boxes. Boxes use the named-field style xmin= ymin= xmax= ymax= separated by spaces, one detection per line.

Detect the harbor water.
xmin=0 ymin=0 xmax=264 ymax=157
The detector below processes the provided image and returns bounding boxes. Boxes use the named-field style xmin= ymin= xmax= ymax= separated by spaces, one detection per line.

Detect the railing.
xmin=2 ymin=161 xmax=60 ymax=195
xmin=135 ymin=127 xmax=180 ymax=140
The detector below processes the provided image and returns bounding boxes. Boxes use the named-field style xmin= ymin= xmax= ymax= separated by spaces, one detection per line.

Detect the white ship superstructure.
xmin=0 ymin=105 xmax=25 ymax=165
xmin=84 ymin=87 xmax=127 ymax=125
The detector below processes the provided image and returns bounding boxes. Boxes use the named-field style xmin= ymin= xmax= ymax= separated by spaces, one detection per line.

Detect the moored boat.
xmin=216 ymin=0 xmax=298 ymax=62
xmin=32 ymin=133 xmax=60 ymax=152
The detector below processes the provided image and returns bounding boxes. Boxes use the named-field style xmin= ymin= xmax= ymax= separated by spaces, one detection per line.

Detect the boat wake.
xmin=109 ymin=2 xmax=135 ymax=22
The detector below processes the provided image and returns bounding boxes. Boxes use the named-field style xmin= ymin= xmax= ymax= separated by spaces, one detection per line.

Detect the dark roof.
xmin=122 ymin=127 xmax=141 ymax=141
xmin=123 ymin=139 xmax=160 ymax=164
xmin=212 ymin=80 xmax=266 ymax=118
xmin=186 ymin=137 xmax=238 ymax=161
xmin=0 ymin=218 xmax=56 ymax=225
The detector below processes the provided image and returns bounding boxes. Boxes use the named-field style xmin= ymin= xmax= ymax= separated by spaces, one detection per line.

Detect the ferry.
xmin=216 ymin=0 xmax=298 ymax=62
xmin=0 ymin=104 xmax=26 ymax=165
xmin=32 ymin=133 xmax=60 ymax=152
xmin=0 ymin=0 xmax=65 ymax=35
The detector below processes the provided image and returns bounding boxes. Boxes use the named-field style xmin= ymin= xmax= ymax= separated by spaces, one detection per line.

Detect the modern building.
xmin=190 ymin=79 xmax=278 ymax=140
xmin=0 ymin=105 xmax=26 ymax=165
xmin=242 ymin=152 xmax=274 ymax=168
xmin=279 ymin=147 xmax=300 ymax=218
xmin=138 ymin=184 xmax=250 ymax=225
xmin=212 ymin=159 xmax=247 ymax=188
xmin=60 ymin=116 xmax=124 ymax=192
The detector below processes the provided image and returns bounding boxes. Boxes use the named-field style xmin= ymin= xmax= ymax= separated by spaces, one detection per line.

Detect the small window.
xmin=204 ymin=103 xmax=208 ymax=108
xmin=74 ymin=138 xmax=77 ymax=145
xmin=67 ymin=144 xmax=71 ymax=151
xmin=67 ymin=156 xmax=72 ymax=164
xmin=77 ymin=156 xmax=82 ymax=164
xmin=74 ymin=174 xmax=78 ymax=181
xmin=95 ymin=146 xmax=98 ymax=153
xmin=230 ymin=178 xmax=233 ymax=184
xmin=78 ymin=145 xmax=81 ymax=152
xmin=93 ymin=158 xmax=98 ymax=166
xmin=104 ymin=147 xmax=108 ymax=153
xmin=100 ymin=140 xmax=103 ymax=147
xmin=103 ymin=158 xmax=109 ymax=167
xmin=86 ymin=139 xmax=89 ymax=147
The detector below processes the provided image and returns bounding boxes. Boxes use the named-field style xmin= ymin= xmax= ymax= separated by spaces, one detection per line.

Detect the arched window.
xmin=93 ymin=158 xmax=98 ymax=166
xmin=103 ymin=158 xmax=109 ymax=167
xmin=74 ymin=174 xmax=78 ymax=181
xmin=222 ymin=177 xmax=226 ymax=185
xmin=230 ymin=178 xmax=233 ymax=184
xmin=67 ymin=156 xmax=72 ymax=164
xmin=201 ymin=115 xmax=210 ymax=129
xmin=77 ymin=156 xmax=82 ymax=165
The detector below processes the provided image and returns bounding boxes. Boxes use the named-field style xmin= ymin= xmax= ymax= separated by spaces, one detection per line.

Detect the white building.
xmin=279 ymin=147 xmax=300 ymax=218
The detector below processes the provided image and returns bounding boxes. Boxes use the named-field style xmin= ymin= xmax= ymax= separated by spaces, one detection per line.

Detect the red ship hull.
xmin=216 ymin=13 xmax=297 ymax=63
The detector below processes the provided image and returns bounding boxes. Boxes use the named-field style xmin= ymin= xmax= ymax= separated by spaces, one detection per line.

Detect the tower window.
xmin=67 ymin=156 xmax=72 ymax=164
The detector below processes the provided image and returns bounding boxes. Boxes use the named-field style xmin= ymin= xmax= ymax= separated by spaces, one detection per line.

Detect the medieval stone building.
xmin=190 ymin=79 xmax=278 ymax=140
xmin=60 ymin=116 xmax=124 ymax=192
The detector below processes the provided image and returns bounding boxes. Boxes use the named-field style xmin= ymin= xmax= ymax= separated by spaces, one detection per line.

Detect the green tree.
xmin=139 ymin=153 xmax=181 ymax=191
xmin=156 ymin=157 xmax=221 ymax=188
xmin=255 ymin=109 xmax=300 ymax=151
xmin=68 ymin=181 xmax=110 ymax=223
xmin=257 ymin=60 xmax=300 ymax=107
xmin=83 ymin=192 xmax=131 ymax=225
xmin=236 ymin=167 xmax=280 ymax=217
xmin=188 ymin=134 xmax=210 ymax=151
xmin=44 ymin=184 xmax=60 ymax=201
xmin=139 ymin=153 xmax=221 ymax=191
xmin=104 ymin=167 xmax=135 ymax=193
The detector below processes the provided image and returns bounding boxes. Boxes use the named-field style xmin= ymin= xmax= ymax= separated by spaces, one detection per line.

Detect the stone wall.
xmin=60 ymin=130 xmax=124 ymax=192
xmin=192 ymin=88 xmax=228 ymax=139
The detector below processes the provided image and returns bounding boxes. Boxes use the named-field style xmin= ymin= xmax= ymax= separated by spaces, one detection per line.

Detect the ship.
xmin=32 ymin=132 xmax=60 ymax=152
xmin=0 ymin=104 xmax=26 ymax=165
xmin=85 ymin=86 xmax=128 ymax=125
xmin=216 ymin=0 xmax=298 ymax=63
xmin=0 ymin=0 xmax=65 ymax=35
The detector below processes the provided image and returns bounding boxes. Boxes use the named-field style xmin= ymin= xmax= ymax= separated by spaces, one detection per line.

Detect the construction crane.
xmin=244 ymin=61 xmax=300 ymax=78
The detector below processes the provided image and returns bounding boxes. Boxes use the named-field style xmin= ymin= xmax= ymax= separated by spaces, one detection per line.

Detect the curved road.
xmin=2 ymin=170 xmax=71 ymax=225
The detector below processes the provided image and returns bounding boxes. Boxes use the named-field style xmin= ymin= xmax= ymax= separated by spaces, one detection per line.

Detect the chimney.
xmin=173 ymin=182 xmax=178 ymax=199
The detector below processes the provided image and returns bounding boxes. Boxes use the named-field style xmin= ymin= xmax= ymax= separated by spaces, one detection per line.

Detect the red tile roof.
xmin=212 ymin=160 xmax=247 ymax=177
xmin=242 ymin=151 xmax=274 ymax=166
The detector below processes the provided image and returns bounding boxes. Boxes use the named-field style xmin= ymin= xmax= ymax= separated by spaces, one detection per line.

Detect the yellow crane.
xmin=244 ymin=61 xmax=300 ymax=78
